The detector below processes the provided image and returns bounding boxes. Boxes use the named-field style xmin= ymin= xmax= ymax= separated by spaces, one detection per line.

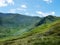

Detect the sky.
xmin=0 ymin=0 xmax=60 ymax=17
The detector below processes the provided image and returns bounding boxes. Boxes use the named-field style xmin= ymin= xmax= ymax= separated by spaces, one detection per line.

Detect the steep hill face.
xmin=22 ymin=20 xmax=60 ymax=38
xmin=0 ymin=13 xmax=41 ymax=38
xmin=0 ymin=13 xmax=60 ymax=45
xmin=36 ymin=15 xmax=59 ymax=26
xmin=0 ymin=13 xmax=60 ymax=39
xmin=0 ymin=21 xmax=60 ymax=45
xmin=44 ymin=22 xmax=60 ymax=36
xmin=0 ymin=13 xmax=40 ymax=26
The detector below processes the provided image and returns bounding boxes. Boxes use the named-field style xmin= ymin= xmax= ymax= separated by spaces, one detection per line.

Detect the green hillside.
xmin=18 ymin=20 xmax=60 ymax=39
xmin=0 ymin=13 xmax=60 ymax=45
xmin=0 ymin=20 xmax=60 ymax=45
xmin=36 ymin=15 xmax=59 ymax=26
xmin=0 ymin=13 xmax=41 ymax=39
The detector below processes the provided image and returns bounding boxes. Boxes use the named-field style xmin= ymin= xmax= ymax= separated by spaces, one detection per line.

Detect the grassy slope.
xmin=0 ymin=13 xmax=41 ymax=39
xmin=0 ymin=20 xmax=60 ymax=45
xmin=0 ymin=14 xmax=60 ymax=45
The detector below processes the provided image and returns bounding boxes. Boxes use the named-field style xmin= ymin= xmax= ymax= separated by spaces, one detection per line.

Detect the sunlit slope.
xmin=0 ymin=13 xmax=60 ymax=45
xmin=0 ymin=21 xmax=60 ymax=45
xmin=20 ymin=20 xmax=60 ymax=38
xmin=44 ymin=21 xmax=60 ymax=36
xmin=30 ymin=20 xmax=60 ymax=36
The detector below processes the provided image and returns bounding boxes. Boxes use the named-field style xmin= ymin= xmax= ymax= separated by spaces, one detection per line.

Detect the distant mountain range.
xmin=0 ymin=13 xmax=60 ymax=45
xmin=0 ymin=13 xmax=41 ymax=38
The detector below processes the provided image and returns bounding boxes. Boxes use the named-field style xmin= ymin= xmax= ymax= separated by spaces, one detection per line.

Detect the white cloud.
xmin=16 ymin=4 xmax=27 ymax=11
xmin=17 ymin=8 xmax=26 ymax=11
xmin=6 ymin=0 xmax=14 ymax=5
xmin=51 ymin=12 xmax=55 ymax=15
xmin=0 ymin=0 xmax=14 ymax=7
xmin=36 ymin=11 xmax=55 ymax=17
xmin=21 ymin=5 xmax=27 ymax=8
xmin=17 ymin=4 xmax=27 ymax=11
xmin=8 ymin=4 xmax=28 ymax=13
xmin=8 ymin=4 xmax=27 ymax=13
xmin=8 ymin=9 xmax=16 ymax=13
xmin=24 ymin=13 xmax=35 ymax=16
xmin=43 ymin=0 xmax=53 ymax=4
xmin=0 ymin=0 xmax=7 ymax=7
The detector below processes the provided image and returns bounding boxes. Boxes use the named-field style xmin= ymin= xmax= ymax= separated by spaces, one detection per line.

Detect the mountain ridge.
xmin=0 ymin=13 xmax=60 ymax=45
